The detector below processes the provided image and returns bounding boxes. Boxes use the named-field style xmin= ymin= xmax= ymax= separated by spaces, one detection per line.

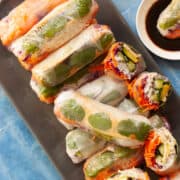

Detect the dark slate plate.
xmin=0 ymin=0 xmax=179 ymax=179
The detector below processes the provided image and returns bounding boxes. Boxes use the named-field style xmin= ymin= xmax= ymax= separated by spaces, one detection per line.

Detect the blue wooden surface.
xmin=0 ymin=1 xmax=179 ymax=179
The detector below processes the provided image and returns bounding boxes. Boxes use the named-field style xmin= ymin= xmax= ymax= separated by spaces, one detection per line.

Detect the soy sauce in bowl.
xmin=146 ymin=0 xmax=180 ymax=51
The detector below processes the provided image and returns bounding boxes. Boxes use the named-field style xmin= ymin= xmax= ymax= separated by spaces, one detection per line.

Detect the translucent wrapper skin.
xmin=30 ymin=57 xmax=104 ymax=104
xmin=144 ymin=127 xmax=180 ymax=176
xmin=104 ymin=42 xmax=146 ymax=81
xmin=10 ymin=0 xmax=99 ymax=70
xmin=32 ymin=24 xmax=115 ymax=86
xmin=160 ymin=170 xmax=180 ymax=180
xmin=66 ymin=129 xmax=106 ymax=164
xmin=129 ymin=72 xmax=171 ymax=111
xmin=106 ymin=168 xmax=150 ymax=180
xmin=78 ymin=75 xmax=128 ymax=106
xmin=157 ymin=0 xmax=180 ymax=39
xmin=54 ymin=90 xmax=152 ymax=148
xmin=0 ymin=0 xmax=67 ymax=46
xmin=83 ymin=145 xmax=143 ymax=180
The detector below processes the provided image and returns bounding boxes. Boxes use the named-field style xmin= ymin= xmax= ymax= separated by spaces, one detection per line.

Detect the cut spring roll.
xmin=160 ymin=170 xmax=180 ymax=180
xmin=0 ymin=0 xmax=67 ymax=46
xmin=104 ymin=42 xmax=146 ymax=81
xmin=78 ymin=75 xmax=128 ymax=106
xmin=129 ymin=72 xmax=171 ymax=111
xmin=54 ymin=90 xmax=152 ymax=148
xmin=157 ymin=0 xmax=180 ymax=39
xmin=144 ymin=127 xmax=180 ymax=175
xmin=66 ymin=129 xmax=106 ymax=164
xmin=30 ymin=57 xmax=104 ymax=104
xmin=118 ymin=98 xmax=149 ymax=117
xmin=32 ymin=24 xmax=115 ymax=86
xmin=83 ymin=145 xmax=143 ymax=180
xmin=10 ymin=0 xmax=99 ymax=70
xmin=106 ymin=168 xmax=150 ymax=180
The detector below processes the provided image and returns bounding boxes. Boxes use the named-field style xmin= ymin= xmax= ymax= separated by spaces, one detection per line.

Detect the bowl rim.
xmin=136 ymin=0 xmax=180 ymax=61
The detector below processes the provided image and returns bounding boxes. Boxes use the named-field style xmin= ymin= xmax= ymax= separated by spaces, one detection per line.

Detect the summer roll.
xmin=104 ymin=42 xmax=146 ymax=81
xmin=66 ymin=129 xmax=105 ymax=164
xmin=30 ymin=57 xmax=104 ymax=104
xmin=10 ymin=0 xmax=99 ymax=70
xmin=106 ymin=168 xmax=150 ymax=180
xmin=144 ymin=127 xmax=180 ymax=175
xmin=157 ymin=0 xmax=180 ymax=39
xmin=0 ymin=0 xmax=67 ymax=46
xmin=54 ymin=90 xmax=152 ymax=148
xmin=129 ymin=72 xmax=171 ymax=111
xmin=83 ymin=145 xmax=143 ymax=180
xmin=32 ymin=24 xmax=115 ymax=85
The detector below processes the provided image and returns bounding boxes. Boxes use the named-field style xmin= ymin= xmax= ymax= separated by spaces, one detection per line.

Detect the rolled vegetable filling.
xmin=78 ymin=75 xmax=128 ymax=106
xmin=54 ymin=90 xmax=152 ymax=148
xmin=106 ymin=168 xmax=150 ymax=180
xmin=84 ymin=145 xmax=143 ymax=180
xmin=104 ymin=42 xmax=146 ymax=81
xmin=32 ymin=24 xmax=115 ymax=86
xmin=129 ymin=72 xmax=171 ymax=111
xmin=10 ymin=0 xmax=99 ymax=70
xmin=144 ymin=127 xmax=180 ymax=175
xmin=66 ymin=129 xmax=105 ymax=164
xmin=157 ymin=0 xmax=180 ymax=39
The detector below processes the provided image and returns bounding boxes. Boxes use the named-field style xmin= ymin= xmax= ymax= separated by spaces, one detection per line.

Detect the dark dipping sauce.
xmin=146 ymin=0 xmax=180 ymax=51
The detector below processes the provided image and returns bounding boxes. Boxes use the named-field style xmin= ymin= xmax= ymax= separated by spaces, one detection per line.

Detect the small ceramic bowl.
xmin=136 ymin=0 xmax=180 ymax=61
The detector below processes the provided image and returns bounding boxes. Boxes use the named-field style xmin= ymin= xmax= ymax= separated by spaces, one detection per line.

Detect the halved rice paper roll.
xmin=54 ymin=90 xmax=152 ymax=148
xmin=30 ymin=56 xmax=104 ymax=104
xmin=144 ymin=127 xmax=180 ymax=175
xmin=66 ymin=129 xmax=106 ymax=164
xmin=160 ymin=170 xmax=180 ymax=180
xmin=0 ymin=0 xmax=67 ymax=46
xmin=78 ymin=75 xmax=128 ymax=106
xmin=104 ymin=42 xmax=146 ymax=81
xmin=129 ymin=72 xmax=171 ymax=111
xmin=157 ymin=0 xmax=180 ymax=39
xmin=83 ymin=145 xmax=143 ymax=180
xmin=106 ymin=168 xmax=150 ymax=180
xmin=118 ymin=98 xmax=149 ymax=117
xmin=10 ymin=0 xmax=99 ymax=70
xmin=32 ymin=24 xmax=115 ymax=86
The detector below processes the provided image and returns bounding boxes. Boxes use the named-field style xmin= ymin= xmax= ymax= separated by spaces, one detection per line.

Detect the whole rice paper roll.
xmin=30 ymin=56 xmax=104 ymax=104
xmin=157 ymin=0 xmax=180 ymax=39
xmin=0 ymin=0 xmax=67 ymax=46
xmin=144 ymin=127 xmax=180 ymax=176
xmin=32 ymin=24 xmax=115 ymax=86
xmin=10 ymin=0 xmax=99 ymax=70
xmin=54 ymin=90 xmax=152 ymax=148
xmin=83 ymin=145 xmax=143 ymax=180
xmin=78 ymin=75 xmax=128 ymax=106
xmin=129 ymin=72 xmax=171 ymax=111
xmin=66 ymin=129 xmax=106 ymax=164
xmin=106 ymin=168 xmax=150 ymax=180
xmin=104 ymin=42 xmax=146 ymax=81
xmin=160 ymin=170 xmax=180 ymax=180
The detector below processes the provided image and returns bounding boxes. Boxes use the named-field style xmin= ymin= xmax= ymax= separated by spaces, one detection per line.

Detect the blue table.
xmin=0 ymin=1 xmax=179 ymax=179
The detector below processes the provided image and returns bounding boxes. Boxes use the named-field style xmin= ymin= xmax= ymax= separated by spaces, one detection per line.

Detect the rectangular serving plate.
xmin=0 ymin=0 xmax=179 ymax=179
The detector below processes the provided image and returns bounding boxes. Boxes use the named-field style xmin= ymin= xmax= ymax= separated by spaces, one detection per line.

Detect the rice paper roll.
xmin=144 ymin=127 xmax=180 ymax=175
xmin=160 ymin=170 xmax=180 ymax=180
xmin=104 ymin=42 xmax=146 ymax=81
xmin=10 ymin=0 xmax=99 ymax=70
xmin=118 ymin=98 xmax=149 ymax=117
xmin=66 ymin=129 xmax=105 ymax=164
xmin=83 ymin=145 xmax=143 ymax=180
xmin=0 ymin=0 xmax=67 ymax=46
xmin=30 ymin=57 xmax=104 ymax=104
xmin=129 ymin=72 xmax=171 ymax=111
xmin=32 ymin=24 xmax=115 ymax=86
xmin=157 ymin=0 xmax=180 ymax=39
xmin=54 ymin=90 xmax=152 ymax=148
xmin=106 ymin=168 xmax=150 ymax=180
xmin=78 ymin=75 xmax=128 ymax=106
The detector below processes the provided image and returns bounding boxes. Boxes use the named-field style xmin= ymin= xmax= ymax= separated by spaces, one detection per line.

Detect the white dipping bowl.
xmin=136 ymin=0 xmax=180 ymax=61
